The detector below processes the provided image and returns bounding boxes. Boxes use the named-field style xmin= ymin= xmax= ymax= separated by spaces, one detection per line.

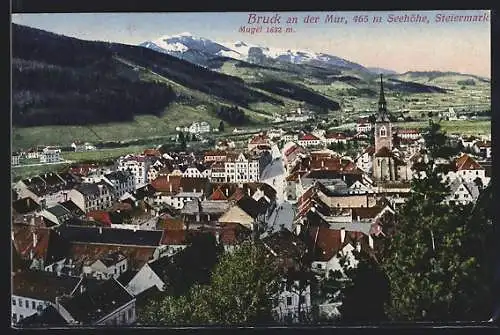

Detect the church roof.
xmin=376 ymin=74 xmax=391 ymax=123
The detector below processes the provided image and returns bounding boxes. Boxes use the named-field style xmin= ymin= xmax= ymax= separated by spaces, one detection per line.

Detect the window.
xmin=32 ymin=301 xmax=36 ymax=309
xmin=380 ymin=126 xmax=387 ymax=137
xmin=128 ymin=308 xmax=133 ymax=320
xmin=13 ymin=314 xmax=17 ymax=322
xmin=287 ymin=297 xmax=292 ymax=306
xmin=18 ymin=299 xmax=22 ymax=306
xmin=454 ymin=194 xmax=459 ymax=199
xmin=25 ymin=300 xmax=29 ymax=308
xmin=12 ymin=299 xmax=16 ymax=306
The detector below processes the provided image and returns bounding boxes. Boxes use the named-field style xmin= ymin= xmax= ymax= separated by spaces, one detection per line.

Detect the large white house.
xmin=67 ymin=182 xmax=115 ymax=213
xmin=224 ymin=153 xmax=260 ymax=183
xmin=117 ymin=155 xmax=153 ymax=187
xmin=40 ymin=147 xmax=61 ymax=163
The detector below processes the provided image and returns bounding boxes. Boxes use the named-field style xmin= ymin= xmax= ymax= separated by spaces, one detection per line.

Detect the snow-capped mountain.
xmin=140 ymin=33 xmax=381 ymax=74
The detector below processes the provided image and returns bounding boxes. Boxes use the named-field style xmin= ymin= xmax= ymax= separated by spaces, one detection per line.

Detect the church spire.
xmin=378 ymin=74 xmax=386 ymax=112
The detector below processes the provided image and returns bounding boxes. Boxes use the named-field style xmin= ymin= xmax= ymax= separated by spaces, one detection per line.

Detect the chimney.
xmin=356 ymin=242 xmax=361 ymax=252
xmin=215 ymin=231 xmax=220 ymax=244
xmin=225 ymin=189 xmax=229 ymax=196
xmin=167 ymin=175 xmax=170 ymax=182
xmin=169 ymin=183 xmax=173 ymax=193
xmin=99 ymin=227 xmax=103 ymax=234
xmin=340 ymin=228 xmax=345 ymax=243
xmin=248 ymin=188 xmax=251 ymax=196
xmin=321 ymin=160 xmax=324 ymax=168
xmin=369 ymin=235 xmax=374 ymax=249
xmin=357 ymin=216 xmax=360 ymax=221
xmin=295 ymin=223 xmax=301 ymax=236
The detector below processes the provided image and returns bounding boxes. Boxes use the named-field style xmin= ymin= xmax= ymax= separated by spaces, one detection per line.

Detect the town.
xmin=11 ymin=76 xmax=493 ymax=326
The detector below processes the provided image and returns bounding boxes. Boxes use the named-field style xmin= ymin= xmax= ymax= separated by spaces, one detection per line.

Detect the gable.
xmin=218 ymin=206 xmax=254 ymax=228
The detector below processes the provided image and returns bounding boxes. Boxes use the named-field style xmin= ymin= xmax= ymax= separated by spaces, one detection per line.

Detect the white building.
xmin=40 ymin=147 xmax=61 ymax=163
xmin=444 ymin=178 xmax=481 ymax=206
xmin=355 ymin=147 xmax=375 ymax=173
xmin=273 ymin=279 xmax=312 ymax=323
xmin=188 ymin=121 xmax=211 ymax=134
xmin=117 ymin=155 xmax=153 ymax=187
xmin=298 ymin=134 xmax=321 ymax=148
xmin=83 ymin=171 xmax=135 ymax=199
xmin=67 ymin=182 xmax=115 ymax=213
xmin=224 ymin=153 xmax=260 ymax=183
xmin=356 ymin=123 xmax=372 ymax=133
xmin=82 ymin=252 xmax=128 ymax=280
xmin=12 ymin=154 xmax=21 ymax=166
xmin=397 ymin=128 xmax=421 ymax=140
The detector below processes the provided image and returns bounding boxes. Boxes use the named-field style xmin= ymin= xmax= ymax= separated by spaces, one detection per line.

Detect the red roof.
xmin=309 ymin=227 xmax=343 ymax=261
xmin=151 ymin=175 xmax=182 ymax=193
xmin=249 ymin=134 xmax=269 ymax=144
xmin=209 ymin=187 xmax=228 ymax=200
xmin=160 ymin=230 xmax=188 ymax=245
xmin=455 ymin=154 xmax=482 ymax=170
xmin=86 ymin=211 xmax=112 ymax=226
xmin=299 ymin=133 xmax=320 ymax=141
xmin=374 ymin=147 xmax=393 ymax=158
xmin=397 ymin=128 xmax=420 ymax=134
xmin=143 ymin=149 xmax=162 ymax=157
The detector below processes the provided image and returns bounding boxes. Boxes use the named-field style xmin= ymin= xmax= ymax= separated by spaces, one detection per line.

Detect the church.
xmin=371 ymin=75 xmax=412 ymax=182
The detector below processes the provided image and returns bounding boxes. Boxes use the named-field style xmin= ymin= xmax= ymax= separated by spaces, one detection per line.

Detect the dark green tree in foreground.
xmin=178 ymin=131 xmax=186 ymax=151
xmin=218 ymin=120 xmax=225 ymax=132
xmin=422 ymin=120 xmax=460 ymax=160
xmin=381 ymin=164 xmax=494 ymax=321
xmin=139 ymin=241 xmax=281 ymax=325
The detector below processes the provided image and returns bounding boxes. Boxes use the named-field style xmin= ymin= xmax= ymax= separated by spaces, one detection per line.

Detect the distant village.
xmin=11 ymin=76 xmax=492 ymax=326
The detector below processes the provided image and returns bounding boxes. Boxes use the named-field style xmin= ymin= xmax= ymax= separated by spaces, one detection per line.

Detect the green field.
xmin=12 ymin=163 xmax=70 ymax=182
xmin=396 ymin=120 xmax=491 ymax=136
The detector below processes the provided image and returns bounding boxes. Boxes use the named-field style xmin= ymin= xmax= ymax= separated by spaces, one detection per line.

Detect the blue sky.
xmin=12 ymin=10 xmax=491 ymax=77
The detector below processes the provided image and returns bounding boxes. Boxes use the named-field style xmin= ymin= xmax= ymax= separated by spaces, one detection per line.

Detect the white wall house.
xmin=67 ymin=182 xmax=115 ymax=213
xmin=225 ymin=153 xmax=260 ymax=183
xmin=40 ymin=147 xmax=61 ymax=163
xmin=126 ymin=261 xmax=166 ymax=296
xmin=182 ymin=167 xmax=203 ymax=178
xmin=297 ymin=134 xmax=321 ymax=148
xmin=12 ymin=154 xmax=21 ymax=166
xmin=273 ymin=280 xmax=312 ymax=323
xmin=117 ymin=155 xmax=153 ymax=188
xmin=12 ymin=295 xmax=51 ymax=325
xmin=355 ymin=148 xmax=374 ymax=173
xmin=82 ymin=252 xmax=128 ymax=280
xmin=356 ymin=123 xmax=372 ymax=133
xmin=188 ymin=121 xmax=211 ymax=134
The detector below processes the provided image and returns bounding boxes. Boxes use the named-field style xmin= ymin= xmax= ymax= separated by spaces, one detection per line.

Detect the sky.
xmin=11 ymin=10 xmax=491 ymax=77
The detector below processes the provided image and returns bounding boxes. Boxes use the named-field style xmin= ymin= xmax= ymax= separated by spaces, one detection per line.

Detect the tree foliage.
xmin=381 ymin=165 xmax=494 ymax=321
xmin=138 ymin=241 xmax=282 ymax=325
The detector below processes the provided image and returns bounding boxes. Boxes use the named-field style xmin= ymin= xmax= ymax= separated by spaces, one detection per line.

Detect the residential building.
xmin=117 ymin=155 xmax=153 ymax=188
xmin=40 ymin=147 xmax=61 ymax=164
xmin=67 ymin=182 xmax=115 ymax=213
xmin=12 ymin=153 xmax=21 ymax=166
xmin=225 ymin=153 xmax=260 ymax=183
xmin=396 ymin=128 xmax=421 ymax=140
xmin=82 ymin=252 xmax=128 ymax=280
xmin=55 ymin=279 xmax=136 ymax=326
xmin=444 ymin=178 xmax=481 ymax=206
xmin=11 ymin=271 xmax=81 ymax=325
xmin=188 ymin=121 xmax=211 ymax=134
xmin=298 ymin=134 xmax=321 ymax=148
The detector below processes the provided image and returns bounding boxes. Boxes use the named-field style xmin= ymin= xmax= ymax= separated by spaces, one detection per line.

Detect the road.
xmin=12 ymin=160 xmax=75 ymax=168
xmin=259 ymin=143 xmax=297 ymax=236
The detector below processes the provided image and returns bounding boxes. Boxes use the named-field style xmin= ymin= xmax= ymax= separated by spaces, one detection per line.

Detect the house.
xmin=12 ymin=153 xmax=21 ymax=166
xmin=40 ymin=204 xmax=73 ymax=227
xmin=181 ymin=198 xmax=231 ymax=225
xmin=67 ymin=182 xmax=115 ymax=213
xmin=396 ymin=128 xmax=421 ymax=140
xmin=440 ymin=107 xmax=458 ymax=120
xmin=27 ymin=147 xmax=43 ymax=159
xmin=204 ymin=150 xmax=227 ymax=163
xmin=282 ymin=131 xmax=299 ymax=143
xmin=225 ymin=152 xmax=261 ymax=183
xmin=188 ymin=121 xmax=211 ymax=134
xmin=356 ymin=118 xmax=372 ymax=133
xmin=117 ymin=155 xmax=153 ymax=187
xmin=157 ymin=230 xmax=190 ymax=258
xmin=102 ymin=171 xmax=135 ymax=199
xmin=298 ymin=133 xmax=321 ymax=147
xmin=215 ymin=139 xmax=236 ymax=150
xmin=71 ymin=141 xmax=96 ymax=152
xmin=323 ymin=132 xmax=349 ymax=145
xmin=39 ymin=147 xmax=61 ymax=163
xmin=13 ymin=172 xmax=78 ymax=207
xmin=248 ymin=133 xmax=271 ymax=151
xmin=472 ymin=140 xmax=492 ymax=159
xmin=55 ymin=278 xmax=136 ymax=326
xmin=267 ymin=128 xmax=285 ymax=140
xmin=82 ymin=251 xmax=128 ymax=280
xmin=11 ymin=271 xmax=81 ymax=325
xmin=12 ymin=225 xmax=70 ymax=272
xmin=273 ymin=272 xmax=312 ymax=323
xmin=451 ymin=153 xmax=488 ymax=185
xmin=218 ymin=195 xmax=271 ymax=231
xmin=17 ymin=305 xmax=69 ymax=327
xmin=444 ymin=178 xmax=481 ymax=206
xmin=150 ymin=175 xmax=182 ymax=207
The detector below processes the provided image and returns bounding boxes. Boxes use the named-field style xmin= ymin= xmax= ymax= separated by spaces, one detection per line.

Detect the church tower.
xmin=374 ymin=74 xmax=392 ymax=153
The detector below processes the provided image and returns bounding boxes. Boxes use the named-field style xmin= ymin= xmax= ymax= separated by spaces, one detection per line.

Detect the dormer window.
xmin=380 ymin=126 xmax=387 ymax=137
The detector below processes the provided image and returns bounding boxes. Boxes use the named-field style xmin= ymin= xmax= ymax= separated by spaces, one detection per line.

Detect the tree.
xmin=381 ymin=164 xmax=494 ymax=321
xmin=178 ymin=131 xmax=186 ymax=151
xmin=139 ymin=241 xmax=282 ymax=325
xmin=422 ymin=120 xmax=447 ymax=159
xmin=218 ymin=120 xmax=225 ymax=132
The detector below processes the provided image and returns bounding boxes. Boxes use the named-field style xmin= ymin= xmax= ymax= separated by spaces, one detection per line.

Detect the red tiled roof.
xmin=475 ymin=140 xmax=491 ymax=148
xmin=69 ymin=244 xmax=156 ymax=270
xmin=249 ymin=134 xmax=269 ymax=144
xmin=157 ymin=217 xmax=185 ymax=230
xmin=228 ymin=188 xmax=245 ymax=202
xmin=160 ymin=230 xmax=188 ymax=245
xmin=151 ymin=175 xmax=182 ymax=193
xmin=143 ymin=149 xmax=162 ymax=157
xmin=12 ymin=225 xmax=51 ymax=260
xmin=209 ymin=187 xmax=228 ymax=200
xmin=86 ymin=211 xmax=112 ymax=227
xmin=299 ymin=133 xmax=320 ymax=141
xmin=204 ymin=150 xmax=227 ymax=157
xmin=397 ymin=128 xmax=420 ymax=134
xmin=309 ymin=227 xmax=343 ymax=262
xmin=455 ymin=154 xmax=482 ymax=170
